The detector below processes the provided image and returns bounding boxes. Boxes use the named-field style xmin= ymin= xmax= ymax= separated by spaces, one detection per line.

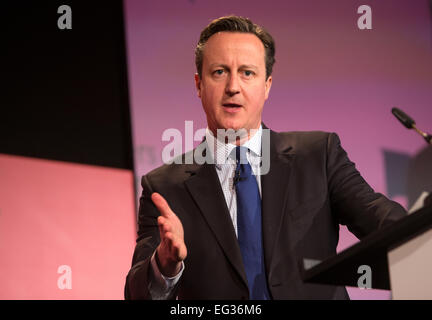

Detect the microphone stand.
xmin=392 ymin=107 xmax=432 ymax=145
xmin=411 ymin=124 xmax=432 ymax=145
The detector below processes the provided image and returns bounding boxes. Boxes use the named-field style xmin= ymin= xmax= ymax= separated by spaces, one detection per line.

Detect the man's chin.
xmin=217 ymin=120 xmax=246 ymax=132
xmin=218 ymin=126 xmax=248 ymax=135
xmin=213 ymin=122 xmax=250 ymax=142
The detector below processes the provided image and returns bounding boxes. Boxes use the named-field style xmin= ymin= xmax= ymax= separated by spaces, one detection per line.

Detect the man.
xmin=125 ymin=16 xmax=406 ymax=300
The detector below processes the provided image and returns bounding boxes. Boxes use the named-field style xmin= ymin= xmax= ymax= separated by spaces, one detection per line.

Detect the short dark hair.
xmin=195 ymin=15 xmax=276 ymax=80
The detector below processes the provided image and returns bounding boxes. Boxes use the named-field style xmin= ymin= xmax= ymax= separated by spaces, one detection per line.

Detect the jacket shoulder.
xmin=141 ymin=149 xmax=196 ymax=190
xmin=272 ymin=130 xmax=339 ymax=153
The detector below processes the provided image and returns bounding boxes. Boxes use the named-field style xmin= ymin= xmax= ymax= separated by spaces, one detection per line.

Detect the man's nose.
xmin=225 ymin=73 xmax=240 ymax=96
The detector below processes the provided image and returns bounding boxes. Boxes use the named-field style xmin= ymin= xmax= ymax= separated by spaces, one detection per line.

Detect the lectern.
xmin=301 ymin=205 xmax=432 ymax=299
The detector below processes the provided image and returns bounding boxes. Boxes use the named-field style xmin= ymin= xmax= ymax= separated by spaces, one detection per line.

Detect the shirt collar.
xmin=205 ymin=125 xmax=262 ymax=166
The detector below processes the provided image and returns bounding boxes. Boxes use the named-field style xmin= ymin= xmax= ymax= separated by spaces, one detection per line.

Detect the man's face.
xmin=195 ymin=32 xmax=272 ymax=136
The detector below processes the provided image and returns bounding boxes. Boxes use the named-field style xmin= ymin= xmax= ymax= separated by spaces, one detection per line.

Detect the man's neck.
xmin=209 ymin=126 xmax=262 ymax=146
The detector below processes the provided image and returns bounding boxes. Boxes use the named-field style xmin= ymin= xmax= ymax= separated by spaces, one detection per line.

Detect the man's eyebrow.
xmin=209 ymin=63 xmax=258 ymax=70
xmin=209 ymin=63 xmax=229 ymax=69
xmin=239 ymin=64 xmax=258 ymax=70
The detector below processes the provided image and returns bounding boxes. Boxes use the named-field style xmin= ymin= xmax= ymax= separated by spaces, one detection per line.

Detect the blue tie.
xmin=235 ymin=146 xmax=270 ymax=300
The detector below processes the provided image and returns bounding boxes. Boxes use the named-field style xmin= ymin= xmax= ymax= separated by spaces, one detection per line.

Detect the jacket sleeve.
xmin=326 ymin=132 xmax=407 ymax=239
xmin=125 ymin=174 xmax=182 ymax=300
xmin=124 ymin=174 xmax=159 ymax=299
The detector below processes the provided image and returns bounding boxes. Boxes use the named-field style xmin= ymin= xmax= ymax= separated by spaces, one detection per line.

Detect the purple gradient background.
xmin=124 ymin=0 xmax=432 ymax=299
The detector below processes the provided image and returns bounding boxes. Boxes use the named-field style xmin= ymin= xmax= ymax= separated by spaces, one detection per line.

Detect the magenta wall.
xmin=124 ymin=0 xmax=432 ymax=299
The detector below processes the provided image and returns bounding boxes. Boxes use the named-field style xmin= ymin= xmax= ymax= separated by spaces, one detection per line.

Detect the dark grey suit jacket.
xmin=124 ymin=129 xmax=406 ymax=299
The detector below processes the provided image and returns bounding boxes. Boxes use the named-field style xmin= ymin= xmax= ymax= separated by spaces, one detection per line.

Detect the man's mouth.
xmin=222 ymin=103 xmax=242 ymax=108
xmin=222 ymin=103 xmax=242 ymax=113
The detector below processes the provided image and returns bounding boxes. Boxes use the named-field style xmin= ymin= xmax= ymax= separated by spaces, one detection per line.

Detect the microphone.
xmin=233 ymin=165 xmax=246 ymax=186
xmin=392 ymin=107 xmax=432 ymax=144
xmin=391 ymin=107 xmax=415 ymax=129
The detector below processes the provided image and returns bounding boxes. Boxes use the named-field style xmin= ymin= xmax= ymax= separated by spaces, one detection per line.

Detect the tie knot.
xmin=235 ymin=146 xmax=248 ymax=164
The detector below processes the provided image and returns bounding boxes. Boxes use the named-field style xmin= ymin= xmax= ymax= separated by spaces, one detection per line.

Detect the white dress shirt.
xmin=148 ymin=125 xmax=263 ymax=299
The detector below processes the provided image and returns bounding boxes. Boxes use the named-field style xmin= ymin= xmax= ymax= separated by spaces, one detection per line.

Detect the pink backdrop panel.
xmin=0 ymin=154 xmax=136 ymax=299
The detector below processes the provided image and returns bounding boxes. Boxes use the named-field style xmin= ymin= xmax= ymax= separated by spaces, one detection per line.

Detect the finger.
xmin=167 ymin=236 xmax=187 ymax=260
xmin=163 ymin=231 xmax=182 ymax=245
xmin=157 ymin=215 xmax=166 ymax=226
xmin=159 ymin=224 xmax=172 ymax=241
xmin=159 ymin=232 xmax=175 ymax=253
xmin=164 ymin=231 xmax=174 ymax=242
xmin=160 ymin=227 xmax=180 ymax=249
xmin=158 ymin=217 xmax=169 ymax=240
xmin=160 ymin=231 xmax=187 ymax=261
xmin=162 ymin=223 xmax=172 ymax=234
xmin=151 ymin=193 xmax=174 ymax=218
xmin=163 ymin=232 xmax=180 ymax=250
xmin=157 ymin=216 xmax=173 ymax=234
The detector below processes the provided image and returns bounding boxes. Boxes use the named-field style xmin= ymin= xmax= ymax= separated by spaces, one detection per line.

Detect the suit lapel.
xmin=183 ymin=129 xmax=294 ymax=291
xmin=184 ymin=162 xmax=248 ymax=289
xmin=261 ymin=130 xmax=295 ymax=277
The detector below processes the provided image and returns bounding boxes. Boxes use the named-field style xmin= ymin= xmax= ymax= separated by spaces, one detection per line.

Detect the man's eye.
xmin=244 ymin=70 xmax=254 ymax=76
xmin=214 ymin=69 xmax=224 ymax=75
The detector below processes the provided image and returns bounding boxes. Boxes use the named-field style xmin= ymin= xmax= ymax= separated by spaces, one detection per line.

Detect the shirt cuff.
xmin=148 ymin=250 xmax=184 ymax=299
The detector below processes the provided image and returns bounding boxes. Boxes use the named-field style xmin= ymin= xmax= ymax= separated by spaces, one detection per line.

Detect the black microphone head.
xmin=392 ymin=107 xmax=415 ymax=129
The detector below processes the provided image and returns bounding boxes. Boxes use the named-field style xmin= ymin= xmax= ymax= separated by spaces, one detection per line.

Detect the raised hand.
xmin=151 ymin=192 xmax=187 ymax=277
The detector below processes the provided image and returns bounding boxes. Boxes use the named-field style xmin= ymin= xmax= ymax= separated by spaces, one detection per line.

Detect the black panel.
xmin=302 ymin=205 xmax=432 ymax=290
xmin=407 ymin=146 xmax=432 ymax=208
xmin=382 ymin=149 xmax=410 ymax=199
xmin=1 ymin=1 xmax=134 ymax=170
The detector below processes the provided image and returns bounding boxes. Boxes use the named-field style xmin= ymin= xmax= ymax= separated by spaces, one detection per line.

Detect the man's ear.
xmin=264 ymin=75 xmax=272 ymax=100
xmin=194 ymin=73 xmax=201 ymax=98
